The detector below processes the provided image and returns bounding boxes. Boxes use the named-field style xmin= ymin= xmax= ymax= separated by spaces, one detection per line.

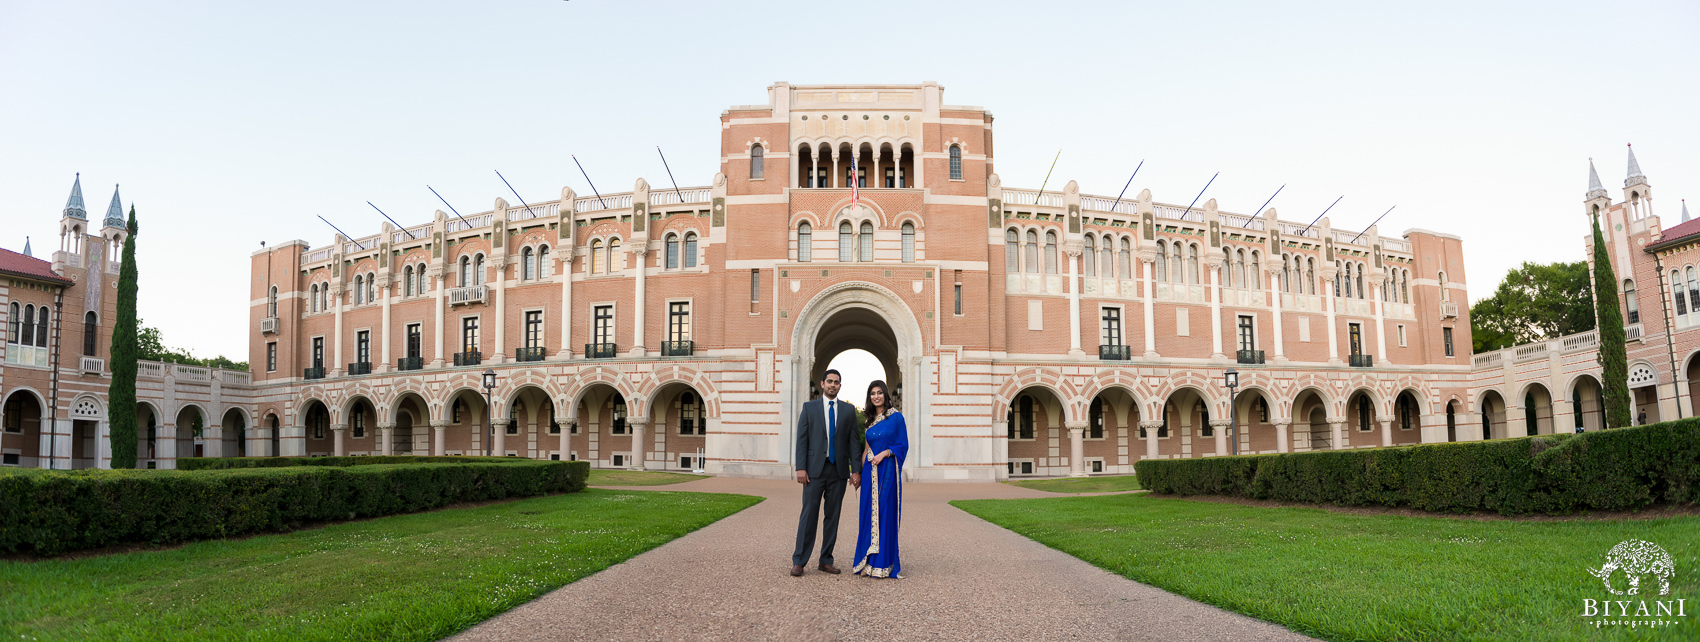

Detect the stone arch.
xmin=1149 ymin=372 xmax=1227 ymax=418
xmin=634 ymin=366 xmax=722 ymax=420
xmin=564 ymin=365 xmax=638 ymax=421
xmin=385 ymin=378 xmax=431 ymax=420
xmin=789 ymin=211 xmax=824 ymax=229
xmin=336 ymin=384 xmax=379 ymax=423
xmin=789 ymin=280 xmax=928 ymax=454
xmin=67 ymin=393 xmax=107 ymax=420
xmin=1288 ymin=382 xmax=1335 ymax=423
xmin=1079 ymin=370 xmax=1151 ymax=415
xmin=891 ymin=211 xmax=925 ymax=230
xmin=494 ymin=369 xmax=564 ymax=417
xmin=0 ymin=386 xmax=47 ymax=413
xmin=390 ymin=390 xmax=432 ymax=425
xmin=992 ymin=367 xmax=1079 ymax=425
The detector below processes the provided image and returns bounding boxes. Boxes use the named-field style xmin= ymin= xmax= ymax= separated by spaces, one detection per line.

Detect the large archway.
xmin=1479 ymin=390 xmax=1506 ymax=440
xmin=392 ymin=392 xmax=431 ymax=455
xmin=1571 ymin=375 xmax=1604 ymax=432
xmin=1 ymin=390 xmax=44 ymax=468
xmin=301 ymin=400 xmax=332 ymax=456
xmin=1292 ymin=388 xmax=1330 ymax=450
xmin=175 ymin=405 xmax=204 ymax=460
xmin=789 ymin=283 xmax=925 ymax=475
xmin=1086 ymin=386 xmax=1139 ymax=472
xmin=649 ymin=382 xmax=709 ymax=471
xmin=1522 ymin=384 xmax=1554 ymax=436
xmin=219 ymin=408 xmax=247 ymax=458
xmin=1006 ymin=385 xmax=1067 ymax=476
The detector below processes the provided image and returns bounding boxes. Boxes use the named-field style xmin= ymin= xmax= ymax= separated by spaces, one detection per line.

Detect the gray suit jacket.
xmin=795 ymin=397 xmax=864 ymax=479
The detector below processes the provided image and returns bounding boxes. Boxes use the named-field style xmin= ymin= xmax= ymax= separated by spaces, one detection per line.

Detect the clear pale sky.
xmin=2 ymin=1 xmax=1696 ymax=364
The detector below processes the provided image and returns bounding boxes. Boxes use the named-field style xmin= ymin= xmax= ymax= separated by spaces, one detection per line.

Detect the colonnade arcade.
xmin=794 ymin=141 xmax=917 ymax=189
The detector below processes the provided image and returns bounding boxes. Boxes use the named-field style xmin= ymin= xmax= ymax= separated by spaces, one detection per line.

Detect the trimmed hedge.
xmin=177 ymin=455 xmax=533 ymax=470
xmin=0 ymin=460 xmax=588 ymax=556
xmin=1134 ymin=418 xmax=1700 ymax=516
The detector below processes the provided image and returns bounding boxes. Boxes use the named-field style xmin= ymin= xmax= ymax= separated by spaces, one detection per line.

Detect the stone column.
xmin=491 ymin=257 xmax=508 ymax=364
xmin=492 ymin=419 xmax=509 ymax=456
xmin=1378 ymin=417 xmax=1393 ymax=447
xmin=631 ymin=248 xmax=649 ymax=356
xmin=332 ymin=423 xmax=347 ymax=456
xmin=1320 ymin=265 xmax=1341 ymax=365
xmin=558 ymin=246 xmax=575 ymax=359
xmin=1369 ymin=272 xmax=1389 ymax=365
xmin=1211 ymin=419 xmax=1231 ymax=456
xmin=379 ymin=274 xmax=393 ymax=372
xmin=378 ymin=423 xmax=394 ymax=456
xmin=1267 ymin=265 xmax=1287 ymax=362
xmin=430 ymin=265 xmax=446 ymax=368
xmin=628 ymin=418 xmax=647 ymax=470
xmin=1207 ymin=257 xmax=1225 ymax=361
xmin=1066 ymin=244 xmax=1083 ymax=357
xmin=1065 ymin=420 xmax=1087 ymax=476
xmin=1329 ymin=420 xmax=1346 ymax=451
xmin=1139 ymin=420 xmax=1163 ymax=461
xmin=1139 ymin=251 xmax=1158 ymax=358
xmin=431 ymin=419 xmax=447 ymax=456
xmin=158 ymin=421 xmax=177 ymax=469
xmin=285 ymin=424 xmax=307 ymax=457
xmin=1273 ymin=421 xmax=1291 ymax=453
xmin=331 ymin=284 xmax=346 ymax=376
xmin=560 ymin=415 xmax=573 ymax=461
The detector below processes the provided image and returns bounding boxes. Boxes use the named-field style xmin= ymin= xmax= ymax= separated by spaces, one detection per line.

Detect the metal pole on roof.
xmin=427 ymin=185 xmax=477 ymax=230
xmin=1178 ymin=172 xmax=1219 ymax=220
xmin=1107 ymin=159 xmax=1144 ymax=214
xmin=1034 ymin=150 xmax=1062 ymax=202
xmin=1245 ymin=185 xmax=1285 ymax=228
xmin=1350 ymin=206 xmax=1396 ymax=244
xmin=573 ymin=156 xmax=607 ymax=210
xmin=494 ymin=170 xmax=540 ymax=219
xmin=317 ymin=215 xmax=364 ymax=249
xmin=368 ymin=202 xmax=415 ymax=239
xmin=1300 ymin=196 xmax=1344 ymax=236
xmin=657 ymin=147 xmax=685 ymax=202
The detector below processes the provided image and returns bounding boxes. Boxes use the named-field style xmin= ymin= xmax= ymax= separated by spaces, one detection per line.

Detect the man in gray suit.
xmin=791 ymin=369 xmax=864 ymax=577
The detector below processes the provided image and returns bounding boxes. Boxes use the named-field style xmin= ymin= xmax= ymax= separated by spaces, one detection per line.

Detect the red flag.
xmin=850 ymin=153 xmax=859 ymax=206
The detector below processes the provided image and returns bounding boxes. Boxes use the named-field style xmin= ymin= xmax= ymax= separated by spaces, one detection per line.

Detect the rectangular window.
xmin=954 ymin=281 xmax=962 ymax=316
xmin=1348 ymin=323 xmax=1363 ymax=356
xmin=885 ymin=167 xmax=895 ymax=188
xmin=1397 ymin=324 xmax=1407 ymax=347
xmin=1100 ymin=307 xmax=1123 ymax=347
xmin=524 ymin=311 xmax=544 ymax=349
xmin=267 ymin=342 xmax=277 ymax=372
xmin=1237 ymin=315 xmax=1255 ymax=352
xmin=1444 ymin=327 xmax=1455 ymax=357
xmin=356 ymin=331 xmax=370 ymax=364
xmin=352 ymin=412 xmax=365 ymax=438
xmin=593 ymin=305 xmax=614 ymax=345
xmin=406 ymin=323 xmax=421 ymax=359
xmin=668 ymin=302 xmax=690 ymax=343
xmin=462 ymin=317 xmax=480 ymax=353
xmin=312 ymin=337 xmax=324 ymax=368
xmin=750 ymin=269 xmax=760 ymax=314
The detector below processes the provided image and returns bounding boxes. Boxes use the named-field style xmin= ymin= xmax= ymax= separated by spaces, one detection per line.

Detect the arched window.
xmin=1222 ymin=250 xmax=1234 ymax=288
xmin=1307 ymin=258 xmax=1316 ymax=294
xmin=309 ymin=285 xmax=318 ymax=313
xmin=6 ymin=302 xmax=17 ymax=343
xmin=901 ymin=223 xmax=915 ymax=263
xmin=1004 ymin=229 xmax=1018 ymax=271
xmin=665 ymin=234 xmax=679 ymax=270
xmin=1683 ymin=269 xmax=1695 ymax=316
xmin=1624 ymin=278 xmax=1639 ymax=324
xmin=1235 ymin=249 xmax=1247 ymax=288
xmin=1335 ymin=262 xmax=1345 ymax=298
xmin=366 ymin=272 xmax=376 ymax=302
xmin=1119 ymin=238 xmax=1131 ymax=279
xmin=538 ymin=246 xmax=550 ymax=277
xmin=320 ymin=283 xmax=329 ymax=311
xmin=1249 ymin=251 xmax=1260 ymax=290
xmin=605 ymin=239 xmax=619 ymax=274
xmin=20 ymin=305 xmax=34 ymax=346
xmin=1082 ymin=236 xmax=1096 ymax=277
xmin=1686 ymin=266 xmax=1697 ymax=315
xmin=460 ymin=256 xmax=473 ymax=283
xmin=840 ymin=222 xmax=854 ymax=262
xmin=949 ymin=145 xmax=962 ymax=180
xmin=589 ymin=240 xmax=602 ymax=275
xmin=1186 ymin=244 xmax=1199 ymax=285
xmin=1401 ymin=269 xmax=1409 ymax=303
xmin=1169 ymin=242 xmax=1183 ymax=283
xmin=750 ymin=144 xmax=764 ymax=179
xmin=268 ymin=286 xmax=278 ymax=317
xmin=1044 ymin=231 xmax=1058 ymax=275
xmin=1155 ymin=241 xmax=1167 ymax=281
xmin=1103 ymin=235 xmax=1116 ymax=278
xmin=404 ymin=266 xmax=414 ymax=296
xmin=683 ymin=234 xmax=697 ymax=268
xmin=860 ymin=222 xmax=874 ymax=262
xmin=354 ymin=276 xmax=364 ymax=305
xmin=799 ymin=222 xmax=813 ymax=262
xmin=34 ymin=307 xmax=47 ymax=348
xmin=474 ymin=255 xmax=485 ymax=285
xmin=1280 ymin=255 xmax=1291 ymax=292
xmin=523 ymin=247 xmax=536 ymax=279
xmin=1355 ymin=262 xmax=1365 ymax=299
xmin=83 ymin=311 xmax=97 ymax=356
xmin=1025 ymin=230 xmax=1039 ymax=273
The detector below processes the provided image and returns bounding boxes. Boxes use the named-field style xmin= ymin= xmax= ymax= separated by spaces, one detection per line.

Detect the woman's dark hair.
xmin=863 ymin=379 xmax=894 ymax=420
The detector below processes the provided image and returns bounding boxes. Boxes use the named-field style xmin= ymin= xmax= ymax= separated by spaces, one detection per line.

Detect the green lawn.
xmin=955 ymin=494 xmax=1700 ymax=640
xmin=586 ymin=469 xmax=709 ymax=486
xmin=1 ymin=489 xmax=759 ymax=641
xmin=1004 ymin=474 xmax=1141 ymax=494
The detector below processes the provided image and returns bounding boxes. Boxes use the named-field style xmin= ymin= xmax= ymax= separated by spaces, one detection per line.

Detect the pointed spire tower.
xmin=63 ymin=173 xmax=87 ymax=220
xmin=22 ymin=236 xmax=32 ymax=258
xmin=1623 ymin=143 xmax=1653 ymax=219
xmin=1683 ymin=199 xmax=1691 ymax=224
xmin=103 ymin=185 xmax=125 ymax=230
xmin=1584 ymin=158 xmax=1612 ymax=223
xmin=1587 ymin=158 xmax=1608 ymax=200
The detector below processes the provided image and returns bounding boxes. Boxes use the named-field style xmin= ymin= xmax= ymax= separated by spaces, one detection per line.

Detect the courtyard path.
xmin=450 ymin=477 xmax=1311 ymax=641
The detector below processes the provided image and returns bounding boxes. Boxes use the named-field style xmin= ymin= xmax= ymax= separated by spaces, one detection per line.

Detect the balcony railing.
xmin=80 ymin=356 xmax=105 ymax=374
xmin=1625 ymin=324 xmax=1643 ymax=341
xmin=260 ymin=317 xmax=278 ymax=334
xmin=1440 ymin=302 xmax=1458 ymax=319
xmin=514 ymin=347 xmax=547 ymax=362
xmin=453 ymin=351 xmax=482 ymax=367
xmin=585 ymin=343 xmax=616 ymax=359
xmin=303 ymin=367 xmax=325 ymax=380
xmin=1349 ymin=354 xmax=1375 ymax=368
xmin=396 ymin=356 xmax=423 ymax=371
xmin=449 ymin=285 xmax=488 ymax=306
xmin=347 ymin=361 xmax=372 ymax=376
xmin=1236 ymin=349 xmax=1266 ymax=365
xmin=1098 ymin=345 xmax=1131 ymax=361
xmin=662 ymin=340 xmax=694 ymax=357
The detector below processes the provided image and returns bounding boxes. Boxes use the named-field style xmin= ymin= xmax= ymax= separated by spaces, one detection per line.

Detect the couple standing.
xmin=790 ymin=369 xmax=909 ymax=579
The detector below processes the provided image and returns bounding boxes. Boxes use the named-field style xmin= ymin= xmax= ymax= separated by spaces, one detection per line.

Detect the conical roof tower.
xmin=64 ymin=173 xmax=87 ymax=219
xmin=1587 ymin=159 xmax=1608 ymax=201
xmin=103 ymin=185 xmax=125 ymax=229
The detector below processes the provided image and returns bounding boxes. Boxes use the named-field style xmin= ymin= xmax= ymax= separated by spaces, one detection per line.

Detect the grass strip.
xmin=1004 ymin=474 xmax=1141 ymax=494
xmin=587 ymin=469 xmax=709 ymax=487
xmin=1 ymin=489 xmax=759 ymax=641
xmin=955 ymin=493 xmax=1699 ymax=640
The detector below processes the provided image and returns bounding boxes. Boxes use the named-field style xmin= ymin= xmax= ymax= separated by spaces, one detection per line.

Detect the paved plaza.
xmin=452 ymin=478 xmax=1309 ymax=641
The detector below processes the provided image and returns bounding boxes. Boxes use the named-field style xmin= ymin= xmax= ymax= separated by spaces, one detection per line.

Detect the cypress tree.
xmin=1591 ymin=213 xmax=1631 ymax=428
xmin=108 ymin=206 xmax=139 ymax=467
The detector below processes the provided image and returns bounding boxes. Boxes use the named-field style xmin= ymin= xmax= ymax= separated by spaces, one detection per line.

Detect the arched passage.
xmin=220 ymin=408 xmax=247 ymax=458
xmin=500 ymin=385 xmax=554 ymax=459
xmin=575 ymin=384 xmax=628 ymax=468
xmin=175 ymin=405 xmax=204 ymax=460
xmin=137 ymin=401 xmax=161 ymax=465
xmin=1293 ymin=388 xmax=1331 ymax=450
xmin=650 ymin=381 xmax=709 ymax=471
xmin=1521 ymin=383 xmax=1554 ymax=436
xmin=1232 ymin=387 xmax=1277 ymax=454
xmin=790 ymin=282 xmax=925 ymax=475
xmin=1346 ymin=390 xmax=1377 ymax=447
xmin=392 ymin=392 xmax=430 ymax=455
xmin=1571 ymin=375 xmax=1604 ymax=432
xmin=1006 ymin=385 xmax=1067 ymax=476
xmin=1084 ymin=385 xmax=1140 ymax=473
xmin=1445 ymin=399 xmax=1461 ymax=442
xmin=1478 ymin=390 xmax=1506 ymax=440
xmin=265 ymin=413 xmax=281 ymax=457
xmin=1 ymin=390 xmax=44 ymax=468
xmin=1393 ymin=389 xmax=1423 ymax=446
xmin=301 ymin=399 xmax=332 ymax=456
xmin=342 ymin=397 xmax=378 ymax=455
xmin=443 ymin=388 xmax=489 ymax=456
xmin=1153 ymin=387 xmax=1216 ymax=458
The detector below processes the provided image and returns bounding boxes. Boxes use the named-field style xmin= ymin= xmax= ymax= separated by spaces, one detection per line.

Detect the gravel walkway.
xmin=450 ymin=477 xmax=1311 ymax=641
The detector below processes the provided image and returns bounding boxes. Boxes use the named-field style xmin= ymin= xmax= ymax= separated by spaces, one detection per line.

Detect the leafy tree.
xmin=1592 ymin=213 xmax=1630 ymax=428
xmin=137 ymin=321 xmax=248 ymax=371
xmin=108 ymin=207 xmax=139 ymax=468
xmin=1469 ymin=261 xmax=1595 ymax=353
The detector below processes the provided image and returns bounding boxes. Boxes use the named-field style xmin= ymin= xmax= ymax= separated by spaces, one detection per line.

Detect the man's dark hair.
xmin=822 ymin=369 xmax=842 ymax=382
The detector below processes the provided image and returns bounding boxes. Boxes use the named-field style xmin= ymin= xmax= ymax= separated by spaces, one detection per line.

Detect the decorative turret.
xmin=1584 ymin=158 xmax=1612 ymax=223
xmin=1626 ymin=143 xmax=1647 ymax=188
xmin=1622 ymin=144 xmax=1652 ymax=219
xmin=22 ymin=236 xmax=32 ymax=258
xmin=103 ymin=185 xmax=126 ymax=229
xmin=1586 ymin=159 xmax=1608 ymax=201
xmin=63 ymin=173 xmax=87 ymax=219
xmin=1684 ymin=199 xmax=1691 ymax=224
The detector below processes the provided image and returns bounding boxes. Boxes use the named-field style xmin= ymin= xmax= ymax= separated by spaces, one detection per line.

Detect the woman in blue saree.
xmin=852 ymin=380 xmax=907 ymax=579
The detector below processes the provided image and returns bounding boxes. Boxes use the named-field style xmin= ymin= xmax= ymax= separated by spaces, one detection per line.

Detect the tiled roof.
xmin=1647 ymin=218 xmax=1700 ymax=253
xmin=0 ymin=247 xmax=73 ymax=285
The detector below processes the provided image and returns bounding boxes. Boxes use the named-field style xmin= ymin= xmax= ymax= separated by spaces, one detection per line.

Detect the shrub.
xmin=176 ymin=455 xmax=534 ymax=470
xmin=1134 ymin=419 xmax=1700 ymax=516
xmin=0 ymin=460 xmax=588 ymax=556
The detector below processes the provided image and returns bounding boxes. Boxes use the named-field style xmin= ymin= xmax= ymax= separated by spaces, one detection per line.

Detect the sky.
xmin=2 ymin=1 xmax=1696 ymax=365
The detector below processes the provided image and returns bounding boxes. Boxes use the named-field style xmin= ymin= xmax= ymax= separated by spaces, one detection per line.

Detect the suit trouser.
xmin=792 ymin=462 xmax=846 ymax=566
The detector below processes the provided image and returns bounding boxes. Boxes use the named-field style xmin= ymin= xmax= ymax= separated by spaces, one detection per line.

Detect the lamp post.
xmin=482 ymin=368 xmax=497 ymax=457
xmin=1224 ymin=368 xmax=1239 ymax=456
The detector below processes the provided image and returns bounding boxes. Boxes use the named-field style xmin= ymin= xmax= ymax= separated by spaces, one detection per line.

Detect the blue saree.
xmin=852 ymin=410 xmax=908 ymax=578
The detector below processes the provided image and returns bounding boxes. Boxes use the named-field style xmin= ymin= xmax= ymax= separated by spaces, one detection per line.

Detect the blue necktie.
xmin=826 ymin=401 xmax=835 ymax=464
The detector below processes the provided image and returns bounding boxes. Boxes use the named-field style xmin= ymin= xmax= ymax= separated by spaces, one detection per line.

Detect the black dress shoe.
xmin=818 ymin=563 xmax=842 ymax=574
